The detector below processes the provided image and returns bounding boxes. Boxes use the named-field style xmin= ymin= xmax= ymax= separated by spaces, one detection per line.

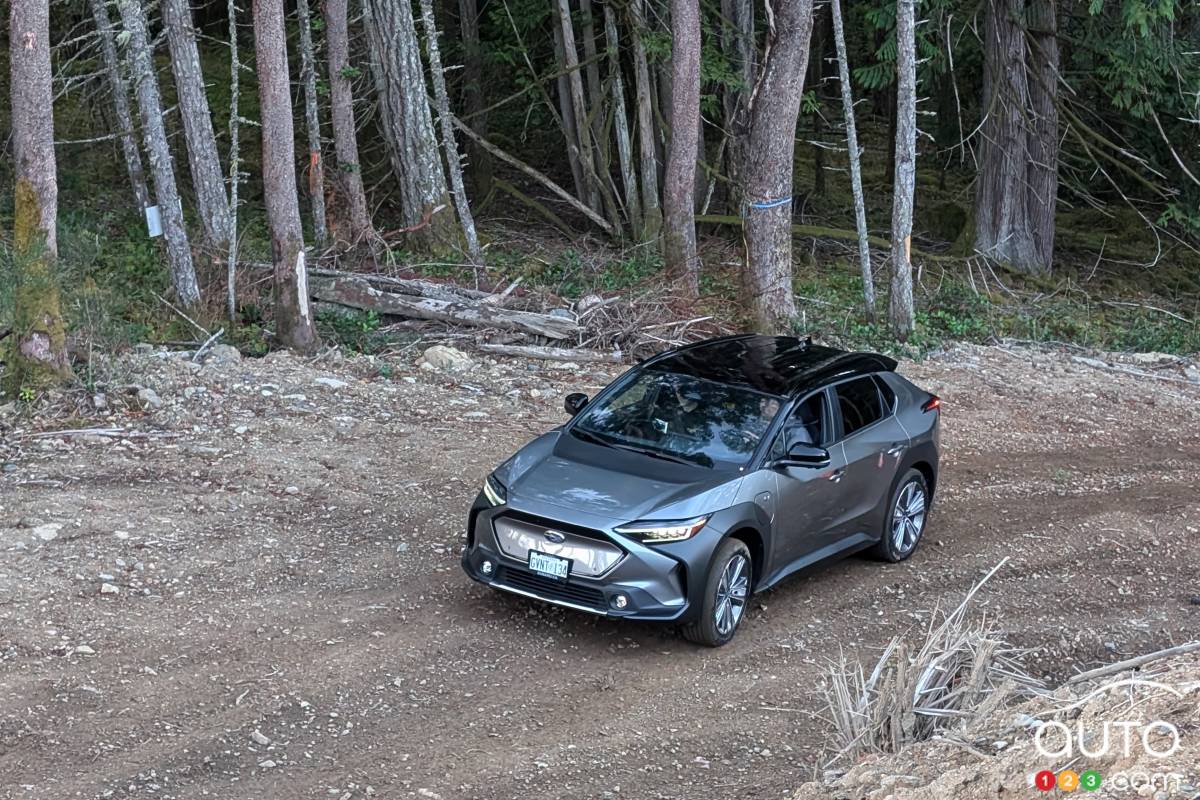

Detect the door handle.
xmin=828 ymin=468 xmax=845 ymax=482
xmin=886 ymin=443 xmax=906 ymax=457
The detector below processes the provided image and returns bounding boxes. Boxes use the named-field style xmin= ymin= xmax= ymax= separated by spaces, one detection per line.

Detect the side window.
xmin=873 ymin=374 xmax=897 ymax=413
xmin=835 ymin=378 xmax=884 ymax=438
xmin=770 ymin=392 xmax=826 ymax=459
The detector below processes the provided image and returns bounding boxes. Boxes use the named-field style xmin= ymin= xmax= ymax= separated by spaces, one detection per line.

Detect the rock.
xmin=183 ymin=386 xmax=206 ymax=400
xmin=421 ymin=345 xmax=474 ymax=372
xmin=32 ymin=523 xmax=63 ymax=542
xmin=92 ymin=393 xmax=108 ymax=410
xmin=234 ymin=425 xmax=249 ymax=435
xmin=136 ymin=388 xmax=163 ymax=409
xmin=74 ymin=645 xmax=96 ymax=655
xmin=1125 ymin=351 xmax=1175 ymax=365
xmin=2 ymin=463 xmax=17 ymax=473
xmin=258 ymin=760 xmax=276 ymax=769
xmin=100 ymin=583 xmax=120 ymax=595
xmin=251 ymin=729 xmax=271 ymax=746
xmin=285 ymin=486 xmax=300 ymax=495
xmin=1184 ymin=366 xmax=1200 ymax=383
xmin=205 ymin=343 xmax=242 ymax=365
xmin=576 ymin=294 xmax=605 ymax=313
xmin=314 ymin=376 xmax=349 ymax=390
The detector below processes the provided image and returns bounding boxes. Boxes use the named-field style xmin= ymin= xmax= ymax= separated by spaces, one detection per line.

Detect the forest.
xmin=1 ymin=0 xmax=1198 ymax=392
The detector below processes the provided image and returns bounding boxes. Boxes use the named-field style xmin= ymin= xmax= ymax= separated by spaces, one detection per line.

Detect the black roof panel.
xmin=645 ymin=335 xmax=896 ymax=396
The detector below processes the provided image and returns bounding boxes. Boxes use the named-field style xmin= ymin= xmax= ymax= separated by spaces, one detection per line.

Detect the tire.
xmin=870 ymin=468 xmax=930 ymax=562
xmin=682 ymin=538 xmax=752 ymax=647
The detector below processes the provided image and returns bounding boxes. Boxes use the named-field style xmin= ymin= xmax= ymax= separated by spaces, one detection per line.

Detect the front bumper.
xmin=461 ymin=497 xmax=709 ymax=622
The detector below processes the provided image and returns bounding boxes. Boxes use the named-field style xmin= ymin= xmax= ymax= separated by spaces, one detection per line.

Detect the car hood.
xmin=498 ymin=430 xmax=744 ymax=527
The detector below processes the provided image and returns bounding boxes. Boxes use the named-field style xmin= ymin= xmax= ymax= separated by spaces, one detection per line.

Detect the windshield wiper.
xmin=570 ymin=427 xmax=614 ymax=449
xmin=609 ymin=442 xmax=700 ymax=467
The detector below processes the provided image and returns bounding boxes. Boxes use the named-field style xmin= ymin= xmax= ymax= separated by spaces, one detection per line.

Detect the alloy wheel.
xmin=891 ymin=480 xmax=927 ymax=554
xmin=713 ymin=554 xmax=750 ymax=636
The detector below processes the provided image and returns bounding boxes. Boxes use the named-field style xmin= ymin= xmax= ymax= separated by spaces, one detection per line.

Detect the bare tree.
xmin=323 ymin=0 xmax=373 ymax=243
xmin=118 ymin=0 xmax=201 ymax=308
xmin=604 ymin=5 xmax=642 ymax=236
xmin=417 ymin=0 xmax=482 ymax=264
xmin=720 ymin=0 xmax=755 ymax=211
xmin=7 ymin=0 xmax=71 ymax=390
xmin=554 ymin=0 xmax=604 ymax=216
xmin=889 ymin=0 xmax=917 ymax=339
xmin=225 ymin=0 xmax=242 ymax=322
xmin=253 ymin=0 xmax=320 ymax=352
xmin=296 ymin=0 xmax=328 ymax=244
xmin=663 ymin=0 xmax=701 ymax=294
xmin=162 ymin=0 xmax=231 ymax=249
xmin=830 ymin=0 xmax=875 ymax=321
xmin=363 ymin=0 xmax=460 ymax=253
xmin=975 ymin=0 xmax=1058 ymax=273
xmin=743 ymin=0 xmax=815 ymax=333
xmin=88 ymin=0 xmax=150 ymax=211
xmin=631 ymin=0 xmax=663 ymax=241
xmin=457 ymin=0 xmax=492 ymax=196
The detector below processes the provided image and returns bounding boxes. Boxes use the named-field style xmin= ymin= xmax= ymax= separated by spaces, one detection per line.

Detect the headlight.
xmin=482 ymin=474 xmax=506 ymax=506
xmin=614 ymin=515 xmax=709 ymax=543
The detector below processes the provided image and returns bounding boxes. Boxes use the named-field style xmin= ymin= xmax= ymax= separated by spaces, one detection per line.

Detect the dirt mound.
xmin=794 ymin=653 xmax=1200 ymax=800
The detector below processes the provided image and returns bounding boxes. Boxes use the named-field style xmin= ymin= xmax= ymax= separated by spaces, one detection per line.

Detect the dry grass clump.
xmin=821 ymin=559 xmax=1043 ymax=764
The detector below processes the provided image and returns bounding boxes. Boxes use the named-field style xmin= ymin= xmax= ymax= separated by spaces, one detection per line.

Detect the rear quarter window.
xmin=835 ymin=377 xmax=884 ymax=437
xmin=873 ymin=374 xmax=897 ymax=412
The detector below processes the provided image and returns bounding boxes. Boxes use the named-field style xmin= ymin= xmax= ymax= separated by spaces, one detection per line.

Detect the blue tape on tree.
xmin=748 ymin=196 xmax=793 ymax=209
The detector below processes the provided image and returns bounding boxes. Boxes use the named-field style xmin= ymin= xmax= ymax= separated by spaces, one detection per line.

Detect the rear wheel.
xmin=870 ymin=468 xmax=929 ymax=562
xmin=682 ymin=538 xmax=752 ymax=647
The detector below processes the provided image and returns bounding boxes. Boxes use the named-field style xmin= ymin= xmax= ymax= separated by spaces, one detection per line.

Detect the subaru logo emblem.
xmin=543 ymin=530 xmax=566 ymax=544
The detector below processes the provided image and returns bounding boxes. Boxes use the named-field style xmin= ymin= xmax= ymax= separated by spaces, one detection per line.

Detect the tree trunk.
xmin=975 ymin=0 xmax=1057 ymax=273
xmin=743 ymin=0 xmax=815 ymax=333
xmin=830 ymin=0 xmax=875 ymax=321
xmin=363 ymin=0 xmax=460 ymax=254
xmin=631 ymin=0 xmax=663 ymax=241
xmin=720 ymin=0 xmax=755 ymax=212
xmin=7 ymin=0 xmax=71 ymax=390
xmin=662 ymin=0 xmax=701 ymax=295
xmin=554 ymin=0 xmax=603 ymax=214
xmin=579 ymin=0 xmax=605 ymax=151
xmin=296 ymin=0 xmax=329 ymax=244
xmin=417 ymin=0 xmax=482 ymax=264
xmin=253 ymin=0 xmax=320 ymax=353
xmin=604 ymin=5 xmax=643 ymax=236
xmin=88 ymin=0 xmax=150 ymax=211
xmin=323 ymin=0 xmax=373 ymax=243
xmin=889 ymin=0 xmax=916 ymax=339
xmin=118 ymin=0 xmax=201 ymax=308
xmin=225 ymin=0 xmax=241 ymax=322
xmin=162 ymin=0 xmax=231 ymax=249
xmin=456 ymin=0 xmax=492 ymax=195
xmin=551 ymin=14 xmax=588 ymax=204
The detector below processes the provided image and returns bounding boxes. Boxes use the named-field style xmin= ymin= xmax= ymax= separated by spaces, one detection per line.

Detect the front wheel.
xmin=871 ymin=468 xmax=930 ymax=562
xmin=682 ymin=538 xmax=752 ymax=647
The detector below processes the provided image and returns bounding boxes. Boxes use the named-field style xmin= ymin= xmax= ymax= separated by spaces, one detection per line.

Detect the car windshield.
xmin=571 ymin=369 xmax=784 ymax=469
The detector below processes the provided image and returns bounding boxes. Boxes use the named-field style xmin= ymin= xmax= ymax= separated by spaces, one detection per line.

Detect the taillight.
xmin=922 ymin=395 xmax=941 ymax=413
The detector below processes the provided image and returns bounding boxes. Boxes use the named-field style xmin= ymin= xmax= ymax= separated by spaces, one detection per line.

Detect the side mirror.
xmin=775 ymin=443 xmax=830 ymax=469
xmin=564 ymin=392 xmax=589 ymax=416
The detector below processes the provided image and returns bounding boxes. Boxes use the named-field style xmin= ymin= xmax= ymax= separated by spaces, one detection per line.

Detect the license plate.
xmin=528 ymin=550 xmax=571 ymax=581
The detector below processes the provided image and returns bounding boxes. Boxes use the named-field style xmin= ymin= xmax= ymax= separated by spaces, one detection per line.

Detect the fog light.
xmin=612 ymin=594 xmax=628 ymax=609
xmin=481 ymin=560 xmax=494 ymax=576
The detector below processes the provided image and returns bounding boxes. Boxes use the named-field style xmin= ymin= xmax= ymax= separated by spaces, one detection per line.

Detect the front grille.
xmin=494 ymin=566 xmax=607 ymax=611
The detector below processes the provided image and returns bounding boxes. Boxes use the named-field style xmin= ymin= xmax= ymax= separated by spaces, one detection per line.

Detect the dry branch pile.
xmin=306 ymin=266 xmax=731 ymax=361
xmin=820 ymin=560 xmax=1043 ymax=765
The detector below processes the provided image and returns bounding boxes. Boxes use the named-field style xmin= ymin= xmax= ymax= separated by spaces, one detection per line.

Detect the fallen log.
xmin=307 ymin=267 xmax=494 ymax=301
xmin=478 ymin=343 xmax=622 ymax=363
xmin=313 ymin=277 xmax=579 ymax=340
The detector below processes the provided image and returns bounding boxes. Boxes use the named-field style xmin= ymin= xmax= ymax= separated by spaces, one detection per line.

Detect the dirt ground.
xmin=1 ymin=341 xmax=1198 ymax=800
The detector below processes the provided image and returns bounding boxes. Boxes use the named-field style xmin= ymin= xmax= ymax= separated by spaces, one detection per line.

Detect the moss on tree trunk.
xmin=7 ymin=180 xmax=71 ymax=394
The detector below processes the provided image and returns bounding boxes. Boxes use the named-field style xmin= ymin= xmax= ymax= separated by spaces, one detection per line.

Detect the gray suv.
xmin=462 ymin=335 xmax=941 ymax=645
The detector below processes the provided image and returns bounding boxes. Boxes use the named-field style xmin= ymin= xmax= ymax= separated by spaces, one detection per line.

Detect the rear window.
xmin=836 ymin=377 xmax=884 ymax=437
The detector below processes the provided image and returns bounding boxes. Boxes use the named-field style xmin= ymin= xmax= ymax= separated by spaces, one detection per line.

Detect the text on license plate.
xmin=528 ymin=550 xmax=570 ymax=580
